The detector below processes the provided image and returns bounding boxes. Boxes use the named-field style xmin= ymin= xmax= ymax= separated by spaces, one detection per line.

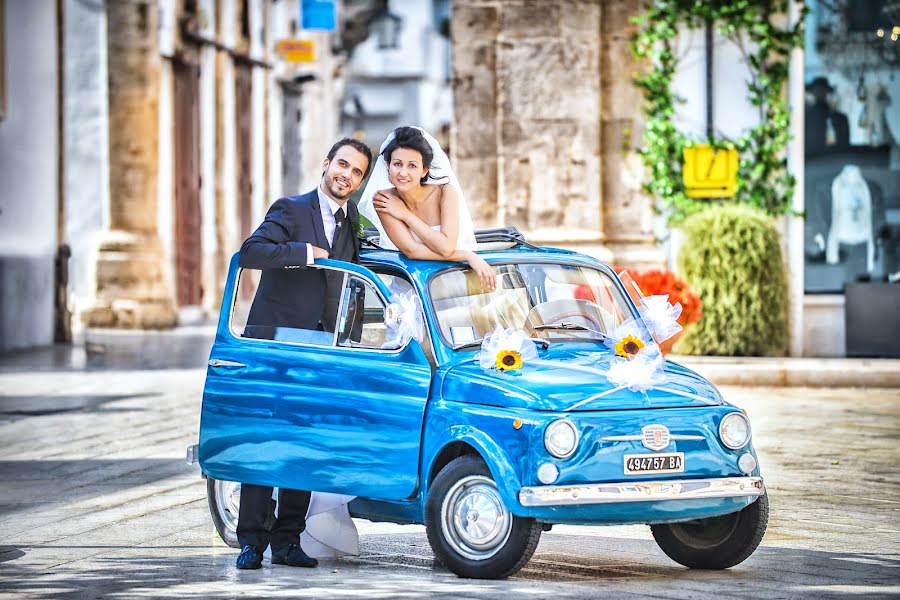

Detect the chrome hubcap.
xmin=215 ymin=479 xmax=241 ymax=536
xmin=441 ymin=474 xmax=512 ymax=560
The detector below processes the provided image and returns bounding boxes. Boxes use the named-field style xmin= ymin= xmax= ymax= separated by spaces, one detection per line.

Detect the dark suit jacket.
xmin=238 ymin=190 xmax=361 ymax=331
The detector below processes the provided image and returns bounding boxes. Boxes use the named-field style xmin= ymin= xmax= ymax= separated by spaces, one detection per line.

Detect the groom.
xmin=234 ymin=138 xmax=372 ymax=570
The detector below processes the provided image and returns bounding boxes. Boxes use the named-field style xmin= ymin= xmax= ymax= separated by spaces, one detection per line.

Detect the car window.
xmin=373 ymin=270 xmax=437 ymax=367
xmin=231 ymin=266 xmax=373 ymax=349
xmin=337 ymin=275 xmax=392 ymax=349
xmin=429 ymin=262 xmax=635 ymax=347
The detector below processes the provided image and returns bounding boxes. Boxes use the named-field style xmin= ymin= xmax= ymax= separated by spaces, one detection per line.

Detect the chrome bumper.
xmin=518 ymin=476 xmax=764 ymax=507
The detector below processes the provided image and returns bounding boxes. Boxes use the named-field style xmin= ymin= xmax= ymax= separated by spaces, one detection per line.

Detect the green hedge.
xmin=676 ymin=205 xmax=789 ymax=356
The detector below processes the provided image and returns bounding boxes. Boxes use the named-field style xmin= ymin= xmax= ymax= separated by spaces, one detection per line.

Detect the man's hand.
xmin=312 ymin=246 xmax=330 ymax=259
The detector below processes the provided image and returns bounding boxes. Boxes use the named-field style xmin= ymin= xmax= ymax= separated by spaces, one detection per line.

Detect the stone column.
xmin=600 ymin=0 xmax=665 ymax=270
xmin=84 ymin=0 xmax=177 ymax=328
xmin=451 ymin=0 xmax=664 ymax=268
xmin=453 ymin=0 xmax=610 ymax=261
xmin=451 ymin=1 xmax=500 ymax=226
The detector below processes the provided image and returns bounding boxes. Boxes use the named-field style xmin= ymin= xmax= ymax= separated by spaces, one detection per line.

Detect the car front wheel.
xmin=425 ymin=455 xmax=541 ymax=579
xmin=651 ymin=492 xmax=769 ymax=569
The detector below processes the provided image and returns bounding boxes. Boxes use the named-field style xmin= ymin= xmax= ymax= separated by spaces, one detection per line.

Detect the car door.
xmin=199 ymin=256 xmax=432 ymax=500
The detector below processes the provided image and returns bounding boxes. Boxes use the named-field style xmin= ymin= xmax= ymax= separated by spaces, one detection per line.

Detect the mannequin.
xmin=826 ymin=165 xmax=874 ymax=273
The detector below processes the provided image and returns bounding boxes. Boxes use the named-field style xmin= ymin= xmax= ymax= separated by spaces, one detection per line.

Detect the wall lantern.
xmin=371 ymin=10 xmax=403 ymax=50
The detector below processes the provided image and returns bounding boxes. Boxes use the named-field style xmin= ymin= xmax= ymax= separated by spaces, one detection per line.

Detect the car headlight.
xmin=544 ymin=419 xmax=579 ymax=458
xmin=719 ymin=412 xmax=752 ymax=449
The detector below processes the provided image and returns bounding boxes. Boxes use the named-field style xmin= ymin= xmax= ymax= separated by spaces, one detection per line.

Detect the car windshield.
xmin=429 ymin=262 xmax=638 ymax=348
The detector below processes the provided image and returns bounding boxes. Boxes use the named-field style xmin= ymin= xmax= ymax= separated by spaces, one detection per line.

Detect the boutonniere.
xmin=357 ymin=214 xmax=374 ymax=238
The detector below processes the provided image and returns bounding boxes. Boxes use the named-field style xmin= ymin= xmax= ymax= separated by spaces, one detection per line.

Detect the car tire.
xmin=651 ymin=492 xmax=769 ymax=569
xmin=207 ymin=478 xmax=242 ymax=548
xmin=425 ymin=455 xmax=541 ymax=579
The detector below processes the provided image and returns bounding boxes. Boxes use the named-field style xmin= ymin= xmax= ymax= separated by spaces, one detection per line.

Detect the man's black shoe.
xmin=235 ymin=545 xmax=263 ymax=570
xmin=271 ymin=543 xmax=318 ymax=568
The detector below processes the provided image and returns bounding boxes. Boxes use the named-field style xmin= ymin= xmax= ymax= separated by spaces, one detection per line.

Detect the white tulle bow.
xmin=638 ymin=295 xmax=683 ymax=343
xmin=601 ymin=318 xmax=668 ymax=392
xmin=607 ymin=344 xmax=668 ymax=392
xmin=384 ymin=289 xmax=425 ymax=345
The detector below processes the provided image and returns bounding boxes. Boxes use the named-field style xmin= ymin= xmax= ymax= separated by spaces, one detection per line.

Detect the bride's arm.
xmin=375 ymin=186 xmax=459 ymax=258
xmin=380 ymin=212 xmax=496 ymax=289
xmin=402 ymin=185 xmax=460 ymax=258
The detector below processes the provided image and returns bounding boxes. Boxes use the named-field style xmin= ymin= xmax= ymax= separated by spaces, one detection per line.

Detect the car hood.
xmin=441 ymin=345 xmax=722 ymax=411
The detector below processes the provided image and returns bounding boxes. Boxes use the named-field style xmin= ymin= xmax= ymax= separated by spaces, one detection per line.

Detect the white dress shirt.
xmin=306 ymin=185 xmax=347 ymax=265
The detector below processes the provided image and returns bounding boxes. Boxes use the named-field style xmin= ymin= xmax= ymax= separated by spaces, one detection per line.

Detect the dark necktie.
xmin=332 ymin=208 xmax=348 ymax=249
xmin=322 ymin=207 xmax=353 ymax=331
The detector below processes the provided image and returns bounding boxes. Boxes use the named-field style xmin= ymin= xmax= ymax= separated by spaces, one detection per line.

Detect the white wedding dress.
xmin=300 ymin=492 xmax=358 ymax=558
xmin=358 ymin=126 xmax=476 ymax=252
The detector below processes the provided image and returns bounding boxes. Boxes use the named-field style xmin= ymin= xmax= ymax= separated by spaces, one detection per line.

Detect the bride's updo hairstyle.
xmin=382 ymin=126 xmax=434 ymax=184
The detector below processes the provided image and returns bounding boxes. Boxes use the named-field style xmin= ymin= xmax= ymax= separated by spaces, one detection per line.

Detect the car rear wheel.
xmin=651 ymin=492 xmax=769 ymax=569
xmin=207 ymin=478 xmax=241 ymax=548
xmin=425 ymin=456 xmax=542 ymax=579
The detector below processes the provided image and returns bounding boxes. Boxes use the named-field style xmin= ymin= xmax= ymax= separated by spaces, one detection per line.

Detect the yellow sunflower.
xmin=496 ymin=349 xmax=523 ymax=371
xmin=615 ymin=335 xmax=645 ymax=359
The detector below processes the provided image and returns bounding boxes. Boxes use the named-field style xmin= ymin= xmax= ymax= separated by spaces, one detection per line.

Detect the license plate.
xmin=624 ymin=452 xmax=684 ymax=475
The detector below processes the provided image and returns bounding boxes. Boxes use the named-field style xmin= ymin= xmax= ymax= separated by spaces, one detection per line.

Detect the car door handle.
xmin=208 ymin=359 xmax=246 ymax=368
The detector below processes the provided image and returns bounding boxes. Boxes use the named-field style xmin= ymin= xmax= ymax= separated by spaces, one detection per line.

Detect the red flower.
xmin=614 ymin=266 xmax=703 ymax=326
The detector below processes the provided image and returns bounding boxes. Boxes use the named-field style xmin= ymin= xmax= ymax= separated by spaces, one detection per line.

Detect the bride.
xmin=359 ymin=126 xmax=496 ymax=289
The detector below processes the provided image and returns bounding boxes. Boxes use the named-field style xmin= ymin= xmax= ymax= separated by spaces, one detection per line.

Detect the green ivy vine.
xmin=630 ymin=0 xmax=807 ymax=224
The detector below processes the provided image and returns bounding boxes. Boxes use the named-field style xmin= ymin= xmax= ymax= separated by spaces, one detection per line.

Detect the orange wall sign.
xmin=276 ymin=39 xmax=316 ymax=63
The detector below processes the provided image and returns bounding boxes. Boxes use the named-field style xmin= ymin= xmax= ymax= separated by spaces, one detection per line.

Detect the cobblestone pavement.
xmin=0 ymin=361 xmax=897 ymax=599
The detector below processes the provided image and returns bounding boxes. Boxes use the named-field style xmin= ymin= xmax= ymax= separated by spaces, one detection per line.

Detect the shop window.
xmin=803 ymin=0 xmax=900 ymax=292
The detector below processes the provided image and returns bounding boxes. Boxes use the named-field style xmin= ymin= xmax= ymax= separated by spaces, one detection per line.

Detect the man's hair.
xmin=326 ymin=138 xmax=374 ymax=179
xmin=381 ymin=126 xmax=434 ymax=184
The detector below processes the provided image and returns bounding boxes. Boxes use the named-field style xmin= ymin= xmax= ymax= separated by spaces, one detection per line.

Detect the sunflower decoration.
xmin=496 ymin=349 xmax=523 ymax=371
xmin=478 ymin=327 xmax=538 ymax=373
xmin=615 ymin=334 xmax=645 ymax=359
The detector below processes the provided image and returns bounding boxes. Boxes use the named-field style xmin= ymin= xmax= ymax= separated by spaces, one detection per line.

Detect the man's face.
xmin=321 ymin=145 xmax=369 ymax=202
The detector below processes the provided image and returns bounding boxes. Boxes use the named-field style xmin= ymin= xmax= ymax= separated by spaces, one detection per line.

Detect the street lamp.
xmin=371 ymin=10 xmax=403 ymax=50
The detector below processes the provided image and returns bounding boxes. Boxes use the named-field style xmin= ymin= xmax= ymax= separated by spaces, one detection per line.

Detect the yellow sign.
xmin=276 ymin=39 xmax=316 ymax=63
xmin=682 ymin=144 xmax=738 ymax=198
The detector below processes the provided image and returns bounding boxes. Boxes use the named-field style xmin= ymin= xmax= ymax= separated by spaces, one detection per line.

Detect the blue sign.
xmin=302 ymin=0 xmax=336 ymax=31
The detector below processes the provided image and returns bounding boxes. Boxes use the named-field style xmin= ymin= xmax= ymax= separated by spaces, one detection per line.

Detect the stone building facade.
xmin=450 ymin=0 xmax=663 ymax=269
xmin=0 ymin=0 xmax=382 ymax=351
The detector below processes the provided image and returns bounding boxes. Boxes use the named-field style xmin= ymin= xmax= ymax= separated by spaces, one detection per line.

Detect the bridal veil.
xmin=358 ymin=127 xmax=477 ymax=251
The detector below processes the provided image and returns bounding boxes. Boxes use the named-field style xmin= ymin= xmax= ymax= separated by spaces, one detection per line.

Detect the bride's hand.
xmin=372 ymin=191 xmax=410 ymax=221
xmin=466 ymin=253 xmax=496 ymax=291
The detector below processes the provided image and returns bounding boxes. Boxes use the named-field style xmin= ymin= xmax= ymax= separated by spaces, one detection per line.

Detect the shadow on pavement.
xmin=0 ymin=330 xmax=214 ymax=373
xmin=0 ymin=393 xmax=156 ymax=419
xmin=0 ymin=459 xmax=197 ymax=519
xmin=0 ymin=541 xmax=898 ymax=599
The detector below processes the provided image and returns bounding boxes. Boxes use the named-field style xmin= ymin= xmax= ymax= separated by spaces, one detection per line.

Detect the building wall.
xmin=343 ymin=0 xmax=453 ymax=147
xmin=452 ymin=0 xmax=604 ymax=246
xmin=451 ymin=0 xmax=664 ymax=266
xmin=0 ymin=1 xmax=58 ymax=352
xmin=62 ymin=0 xmax=109 ymax=321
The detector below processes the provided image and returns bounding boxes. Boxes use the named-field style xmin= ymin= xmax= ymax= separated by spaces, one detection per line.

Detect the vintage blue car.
xmin=192 ymin=229 xmax=767 ymax=579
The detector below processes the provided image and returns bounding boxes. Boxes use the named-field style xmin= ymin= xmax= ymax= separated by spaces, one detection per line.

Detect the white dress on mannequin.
xmin=826 ymin=164 xmax=874 ymax=273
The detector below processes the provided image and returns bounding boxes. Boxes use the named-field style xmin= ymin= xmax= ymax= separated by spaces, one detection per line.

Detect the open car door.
xmin=198 ymin=256 xmax=431 ymax=500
